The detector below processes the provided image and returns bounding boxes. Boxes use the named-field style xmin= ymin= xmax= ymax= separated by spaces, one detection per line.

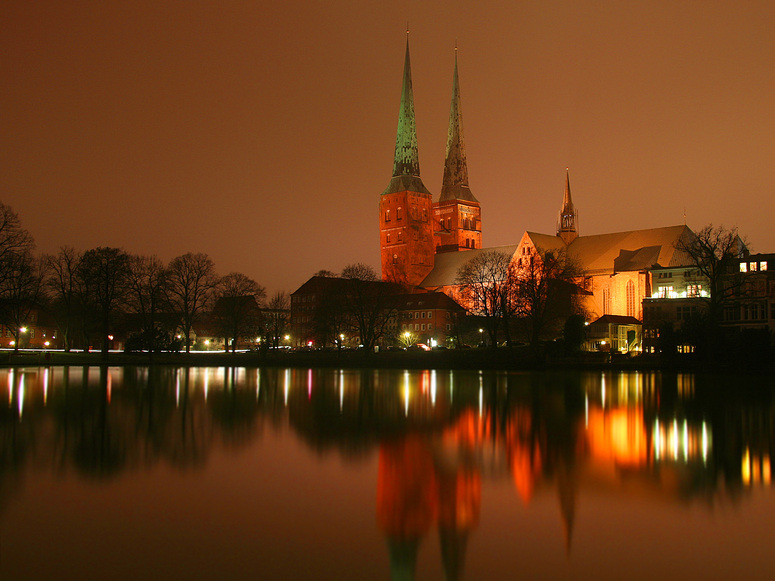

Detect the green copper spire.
xmin=383 ymin=33 xmax=430 ymax=196
xmin=440 ymin=47 xmax=477 ymax=203
xmin=393 ymin=36 xmax=420 ymax=177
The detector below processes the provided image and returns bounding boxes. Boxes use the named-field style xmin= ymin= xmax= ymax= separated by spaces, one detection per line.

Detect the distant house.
xmin=387 ymin=291 xmax=466 ymax=347
xmin=585 ymin=315 xmax=642 ymax=353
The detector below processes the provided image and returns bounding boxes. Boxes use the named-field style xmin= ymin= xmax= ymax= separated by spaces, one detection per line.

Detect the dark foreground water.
xmin=1 ymin=366 xmax=775 ymax=580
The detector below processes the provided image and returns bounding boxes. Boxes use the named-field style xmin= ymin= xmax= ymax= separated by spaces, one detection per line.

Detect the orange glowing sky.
xmin=3 ymin=1 xmax=775 ymax=293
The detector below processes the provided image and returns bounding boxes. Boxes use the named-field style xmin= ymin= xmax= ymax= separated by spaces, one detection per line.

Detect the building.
xmin=378 ymin=37 xmax=700 ymax=334
xmin=388 ymin=291 xmax=466 ymax=347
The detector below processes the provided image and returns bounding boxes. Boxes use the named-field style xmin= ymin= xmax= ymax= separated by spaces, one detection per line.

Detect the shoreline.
xmin=0 ymin=348 xmax=772 ymax=373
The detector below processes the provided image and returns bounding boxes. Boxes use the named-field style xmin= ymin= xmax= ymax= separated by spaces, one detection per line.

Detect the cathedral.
xmin=379 ymin=37 xmax=695 ymax=324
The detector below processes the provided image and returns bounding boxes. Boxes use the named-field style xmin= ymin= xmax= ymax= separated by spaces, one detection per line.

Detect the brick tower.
xmin=433 ymin=48 xmax=481 ymax=254
xmin=379 ymin=36 xmax=435 ymax=285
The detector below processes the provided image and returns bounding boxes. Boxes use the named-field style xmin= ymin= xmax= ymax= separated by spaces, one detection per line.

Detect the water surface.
xmin=1 ymin=366 xmax=774 ymax=580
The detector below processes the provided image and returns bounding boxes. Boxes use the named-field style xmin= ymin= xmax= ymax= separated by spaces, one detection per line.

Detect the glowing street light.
xmin=19 ymin=327 xmax=27 ymax=333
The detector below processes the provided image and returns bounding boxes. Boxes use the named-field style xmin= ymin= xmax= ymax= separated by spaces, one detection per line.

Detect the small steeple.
xmin=393 ymin=34 xmax=420 ymax=178
xmin=557 ymin=168 xmax=578 ymax=244
xmin=440 ymin=46 xmax=477 ymax=203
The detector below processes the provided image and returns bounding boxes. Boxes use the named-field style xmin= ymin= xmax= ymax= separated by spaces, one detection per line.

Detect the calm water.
xmin=1 ymin=366 xmax=775 ymax=580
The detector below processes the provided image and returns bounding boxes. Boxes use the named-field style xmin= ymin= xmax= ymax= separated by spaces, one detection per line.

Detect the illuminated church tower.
xmin=557 ymin=169 xmax=578 ymax=244
xmin=433 ymin=48 xmax=481 ymax=253
xmin=380 ymin=35 xmax=435 ymax=284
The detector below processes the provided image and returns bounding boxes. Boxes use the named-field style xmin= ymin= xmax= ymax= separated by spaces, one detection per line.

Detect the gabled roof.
xmin=420 ymin=245 xmax=518 ymax=288
xmin=567 ymin=224 xmax=694 ymax=274
xmin=589 ymin=314 xmax=642 ymax=328
xmin=393 ymin=291 xmax=465 ymax=312
xmin=523 ymin=231 xmax=568 ymax=254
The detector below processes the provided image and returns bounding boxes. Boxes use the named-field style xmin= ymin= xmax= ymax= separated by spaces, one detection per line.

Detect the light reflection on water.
xmin=1 ymin=366 xmax=775 ymax=580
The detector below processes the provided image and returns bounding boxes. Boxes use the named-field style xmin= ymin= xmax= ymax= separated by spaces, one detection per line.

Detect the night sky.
xmin=4 ymin=1 xmax=775 ymax=294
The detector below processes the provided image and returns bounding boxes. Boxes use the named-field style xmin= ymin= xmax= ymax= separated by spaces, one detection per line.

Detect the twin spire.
xmin=440 ymin=47 xmax=477 ymax=203
xmin=387 ymin=36 xmax=473 ymax=203
xmin=392 ymin=37 xmax=421 ymax=178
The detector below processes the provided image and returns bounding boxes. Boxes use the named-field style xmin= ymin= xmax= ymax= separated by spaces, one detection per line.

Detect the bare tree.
xmin=77 ymin=247 xmax=131 ymax=358
xmin=455 ymin=250 xmax=512 ymax=346
xmin=0 ymin=202 xmax=35 ymax=289
xmin=213 ymin=272 xmax=266 ymax=352
xmin=264 ymin=291 xmax=290 ymax=348
xmin=126 ymin=254 xmax=169 ymax=353
xmin=43 ymin=246 xmax=82 ymax=351
xmin=512 ymin=247 xmax=585 ymax=348
xmin=0 ymin=249 xmax=45 ymax=352
xmin=674 ymin=224 xmax=747 ymax=325
xmin=340 ymin=263 xmax=399 ymax=350
xmin=165 ymin=253 xmax=218 ymax=353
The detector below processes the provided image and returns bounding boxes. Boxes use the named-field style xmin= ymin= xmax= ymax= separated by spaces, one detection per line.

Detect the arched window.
xmin=602 ymin=288 xmax=610 ymax=315
xmin=385 ymin=209 xmax=390 ymax=222
xmin=626 ymin=280 xmax=636 ymax=318
xmin=392 ymin=254 xmax=398 ymax=264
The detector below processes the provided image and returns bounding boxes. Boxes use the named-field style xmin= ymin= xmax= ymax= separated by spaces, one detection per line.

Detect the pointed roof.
xmin=383 ymin=35 xmax=431 ymax=196
xmin=561 ymin=169 xmax=574 ymax=214
xmin=440 ymin=48 xmax=478 ymax=203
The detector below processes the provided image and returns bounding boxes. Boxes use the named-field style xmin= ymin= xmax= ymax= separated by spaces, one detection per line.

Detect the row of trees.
xmin=0 ymin=202 xmax=286 ymax=355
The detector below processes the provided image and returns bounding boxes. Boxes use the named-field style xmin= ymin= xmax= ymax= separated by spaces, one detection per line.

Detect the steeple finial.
xmin=440 ymin=45 xmax=477 ymax=203
xmin=392 ymin=34 xmax=421 ymax=178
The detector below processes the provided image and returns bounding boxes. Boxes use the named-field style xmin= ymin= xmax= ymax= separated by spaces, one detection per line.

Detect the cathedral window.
xmin=626 ymin=280 xmax=636 ymax=318
xmin=602 ymin=288 xmax=610 ymax=315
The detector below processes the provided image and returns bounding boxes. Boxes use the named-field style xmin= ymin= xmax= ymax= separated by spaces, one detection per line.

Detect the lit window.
xmin=740 ymin=263 xmax=748 ymax=272
xmin=750 ymin=262 xmax=758 ymax=272
xmin=386 ymin=233 xmax=391 ymax=243
xmin=761 ymin=261 xmax=768 ymax=271
xmin=385 ymin=209 xmax=390 ymax=222
xmin=397 ymin=207 xmax=402 ymax=220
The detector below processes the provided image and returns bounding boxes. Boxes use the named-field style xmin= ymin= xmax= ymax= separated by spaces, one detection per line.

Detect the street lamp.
xmin=479 ymin=328 xmax=483 ymax=346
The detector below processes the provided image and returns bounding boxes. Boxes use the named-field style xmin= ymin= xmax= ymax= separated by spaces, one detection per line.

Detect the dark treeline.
xmin=0 ymin=201 xmax=287 ymax=356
